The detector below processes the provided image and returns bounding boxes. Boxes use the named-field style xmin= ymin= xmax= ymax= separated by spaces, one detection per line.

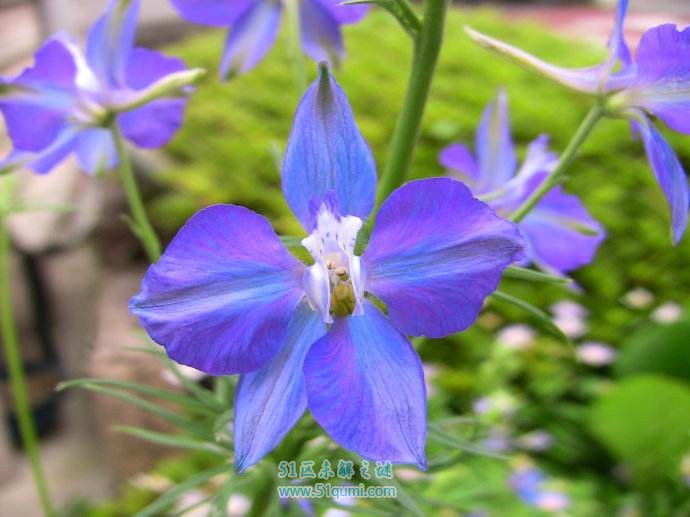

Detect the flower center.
xmin=325 ymin=259 xmax=356 ymax=318
xmin=301 ymin=202 xmax=364 ymax=323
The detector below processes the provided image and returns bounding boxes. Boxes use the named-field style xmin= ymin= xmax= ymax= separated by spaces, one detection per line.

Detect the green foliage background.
xmin=109 ymin=8 xmax=690 ymax=516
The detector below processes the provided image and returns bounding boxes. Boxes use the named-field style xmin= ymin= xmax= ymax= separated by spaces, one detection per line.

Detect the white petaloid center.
xmin=301 ymin=205 xmax=365 ymax=323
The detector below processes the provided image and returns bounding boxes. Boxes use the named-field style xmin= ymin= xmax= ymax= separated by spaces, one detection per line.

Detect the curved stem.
xmin=286 ymin=0 xmax=307 ymax=93
xmin=111 ymin=123 xmax=162 ymax=262
xmin=0 ymin=180 xmax=55 ymax=517
xmin=510 ymin=102 xmax=604 ymax=223
xmin=375 ymin=0 xmax=449 ymax=210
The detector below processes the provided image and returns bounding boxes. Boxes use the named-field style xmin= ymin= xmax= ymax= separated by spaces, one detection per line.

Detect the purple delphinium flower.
xmin=0 ymin=0 xmax=191 ymax=175
xmin=440 ymin=91 xmax=605 ymax=275
xmin=466 ymin=0 xmax=690 ymax=244
xmin=170 ymin=0 xmax=368 ymax=79
xmin=130 ymin=65 xmax=524 ymax=472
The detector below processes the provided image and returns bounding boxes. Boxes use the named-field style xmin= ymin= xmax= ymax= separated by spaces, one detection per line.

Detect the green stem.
xmin=0 ymin=180 xmax=55 ymax=517
xmin=375 ymin=0 xmax=449 ymax=209
xmin=510 ymin=102 xmax=604 ymax=223
xmin=111 ymin=123 xmax=162 ymax=262
xmin=286 ymin=0 xmax=307 ymax=93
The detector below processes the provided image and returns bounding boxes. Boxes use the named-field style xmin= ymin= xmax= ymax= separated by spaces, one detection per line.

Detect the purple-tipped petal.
xmin=304 ymin=302 xmax=427 ymax=467
xmin=363 ymin=178 xmax=524 ymax=338
xmin=219 ymin=0 xmax=282 ymax=79
xmin=520 ymin=177 xmax=605 ymax=274
xmin=130 ymin=205 xmax=305 ymax=375
xmin=282 ymin=67 xmax=376 ymax=230
xmin=170 ymin=0 xmax=254 ymax=27
xmin=118 ymin=48 xmax=188 ymax=148
xmin=86 ymin=0 xmax=140 ymax=87
xmin=0 ymin=38 xmax=76 ymax=152
xmin=75 ymin=128 xmax=117 ymax=174
xmin=299 ymin=0 xmax=344 ymax=64
xmin=439 ymin=143 xmax=480 ymax=186
xmin=629 ymin=24 xmax=690 ymax=134
xmin=234 ymin=302 xmax=325 ymax=473
xmin=633 ymin=114 xmax=689 ymax=244
xmin=476 ymin=90 xmax=517 ymax=194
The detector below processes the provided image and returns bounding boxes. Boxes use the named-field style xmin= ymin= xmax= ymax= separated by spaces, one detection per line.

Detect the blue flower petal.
xmin=170 ymin=0 xmax=254 ymax=27
xmin=299 ymin=0 xmax=344 ymax=65
xmin=75 ymin=128 xmax=117 ymax=174
xmin=304 ymin=302 xmax=427 ymax=467
xmin=475 ymin=90 xmax=517 ymax=194
xmin=363 ymin=178 xmax=524 ymax=338
xmin=86 ymin=0 xmax=140 ymax=87
xmin=1 ymin=128 xmax=78 ymax=175
xmin=219 ymin=0 xmax=282 ymax=79
xmin=629 ymin=24 xmax=690 ymax=134
xmin=600 ymin=0 xmax=632 ymax=86
xmin=520 ymin=177 xmax=605 ymax=274
xmin=439 ymin=143 xmax=480 ymax=187
xmin=118 ymin=48 xmax=188 ymax=148
xmin=0 ymin=37 xmax=76 ymax=152
xmin=282 ymin=67 xmax=376 ymax=230
xmin=633 ymin=114 xmax=689 ymax=244
xmin=130 ymin=205 xmax=305 ymax=375
xmin=234 ymin=302 xmax=326 ymax=473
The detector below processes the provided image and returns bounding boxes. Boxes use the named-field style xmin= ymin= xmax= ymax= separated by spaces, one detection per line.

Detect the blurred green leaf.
xmin=616 ymin=319 xmax=690 ymax=383
xmin=588 ymin=375 xmax=690 ymax=489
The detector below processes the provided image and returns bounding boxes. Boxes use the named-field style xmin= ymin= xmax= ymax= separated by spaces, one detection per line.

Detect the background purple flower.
xmin=466 ymin=0 xmax=690 ymax=243
xmin=170 ymin=0 xmax=368 ymax=78
xmin=0 ymin=0 xmax=190 ymax=175
xmin=131 ymin=66 xmax=523 ymax=472
xmin=440 ymin=91 xmax=605 ymax=275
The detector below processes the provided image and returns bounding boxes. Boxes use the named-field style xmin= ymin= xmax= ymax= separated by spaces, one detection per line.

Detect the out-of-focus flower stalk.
xmin=285 ymin=0 xmax=307 ymax=92
xmin=110 ymin=123 xmax=161 ymax=261
xmin=510 ymin=102 xmax=604 ymax=222
xmin=0 ymin=178 xmax=55 ymax=517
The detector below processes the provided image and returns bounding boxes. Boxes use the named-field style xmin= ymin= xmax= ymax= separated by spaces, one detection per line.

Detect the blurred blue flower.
xmin=467 ymin=0 xmax=690 ymax=243
xmin=0 ymin=0 xmax=191 ymax=175
xmin=130 ymin=65 xmax=524 ymax=472
xmin=170 ymin=0 xmax=368 ymax=78
xmin=440 ymin=91 xmax=605 ymax=275
xmin=509 ymin=462 xmax=570 ymax=512
xmin=516 ymin=430 xmax=554 ymax=452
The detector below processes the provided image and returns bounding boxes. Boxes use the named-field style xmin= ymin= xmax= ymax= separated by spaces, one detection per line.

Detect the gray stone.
xmin=87 ymin=268 xmax=180 ymax=484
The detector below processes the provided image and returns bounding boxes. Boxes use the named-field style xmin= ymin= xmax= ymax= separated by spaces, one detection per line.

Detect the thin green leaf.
xmin=114 ymin=426 xmax=229 ymax=455
xmin=58 ymin=378 xmax=216 ymax=417
xmin=209 ymin=480 xmax=235 ymax=517
xmin=59 ymin=382 xmax=208 ymax=436
xmin=213 ymin=408 xmax=234 ymax=443
xmin=125 ymin=344 xmax=222 ymax=409
xmin=133 ymin=464 xmax=229 ymax=517
xmin=503 ymin=265 xmax=572 ymax=285
xmin=490 ymin=290 xmax=571 ymax=343
xmin=428 ymin=424 xmax=508 ymax=460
